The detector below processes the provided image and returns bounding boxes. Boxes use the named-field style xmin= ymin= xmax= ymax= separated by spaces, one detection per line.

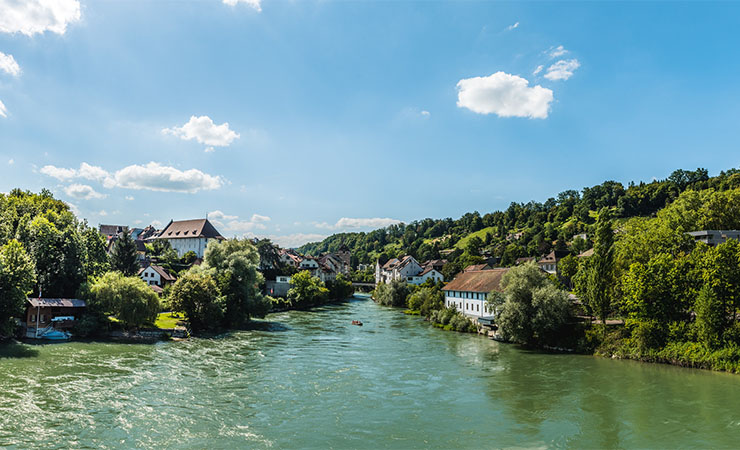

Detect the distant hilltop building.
xmin=157 ymin=218 xmax=225 ymax=258
xmin=687 ymin=230 xmax=740 ymax=247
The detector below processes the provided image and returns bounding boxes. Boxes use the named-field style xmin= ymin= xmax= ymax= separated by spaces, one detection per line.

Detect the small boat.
xmin=351 ymin=320 xmax=363 ymax=326
xmin=37 ymin=327 xmax=72 ymax=341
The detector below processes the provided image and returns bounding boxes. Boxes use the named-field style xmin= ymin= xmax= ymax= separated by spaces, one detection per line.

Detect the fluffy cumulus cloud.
xmin=0 ymin=0 xmax=81 ymax=36
xmin=0 ymin=99 xmax=6 ymax=118
xmin=0 ymin=52 xmax=20 ymax=76
xmin=64 ymin=183 xmax=106 ymax=200
xmin=456 ymin=71 xmax=553 ymax=119
xmin=549 ymin=45 xmax=568 ymax=58
xmin=163 ymin=115 xmax=240 ymax=149
xmin=40 ymin=161 xmax=224 ymax=193
xmin=223 ymin=0 xmax=262 ymax=12
xmin=544 ymin=59 xmax=581 ymax=81
xmin=507 ymin=22 xmax=519 ymax=31
xmin=214 ymin=213 xmax=272 ymax=233
xmin=115 ymin=162 xmax=223 ymax=193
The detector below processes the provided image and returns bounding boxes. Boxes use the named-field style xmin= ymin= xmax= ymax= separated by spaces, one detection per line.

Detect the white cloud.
xmin=420 ymin=110 xmax=431 ymax=117
xmin=64 ymin=183 xmax=106 ymax=200
xmin=208 ymin=210 xmax=238 ymax=221
xmin=456 ymin=71 xmax=553 ymax=119
xmin=247 ymin=232 xmax=327 ymax=249
xmin=315 ymin=217 xmax=403 ymax=230
xmin=114 ymin=162 xmax=223 ymax=193
xmin=151 ymin=220 xmax=163 ymax=228
xmin=163 ymin=115 xmax=240 ymax=148
xmin=0 ymin=0 xmax=81 ymax=36
xmin=544 ymin=59 xmax=581 ymax=81
xmin=125 ymin=195 xmax=134 ymax=201
xmin=223 ymin=0 xmax=262 ymax=12
xmin=97 ymin=210 xmax=108 ymax=217
xmin=0 ymin=99 xmax=6 ymax=118
xmin=7 ymin=158 xmax=13 ymax=165
xmin=209 ymin=211 xmax=272 ymax=233
xmin=40 ymin=165 xmax=78 ymax=180
xmin=507 ymin=22 xmax=519 ymax=31
xmin=549 ymin=45 xmax=568 ymax=58
xmin=533 ymin=65 xmax=543 ymax=75
xmin=0 ymin=52 xmax=20 ymax=76
xmin=40 ymin=161 xmax=224 ymax=193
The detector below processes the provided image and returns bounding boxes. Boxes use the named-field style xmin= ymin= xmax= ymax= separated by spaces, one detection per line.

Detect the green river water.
xmin=1 ymin=295 xmax=739 ymax=449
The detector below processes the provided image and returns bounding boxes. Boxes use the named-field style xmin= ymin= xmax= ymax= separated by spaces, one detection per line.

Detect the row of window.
xmin=446 ymin=300 xmax=491 ymax=314
xmin=448 ymin=291 xmax=487 ymax=300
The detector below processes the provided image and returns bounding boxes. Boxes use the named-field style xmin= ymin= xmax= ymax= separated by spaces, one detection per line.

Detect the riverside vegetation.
xmin=0 ymin=189 xmax=352 ymax=339
xmin=311 ymin=167 xmax=740 ymax=373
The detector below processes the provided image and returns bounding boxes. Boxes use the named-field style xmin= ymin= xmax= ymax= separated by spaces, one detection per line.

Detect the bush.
xmin=373 ymin=280 xmax=411 ymax=308
xmin=628 ymin=319 xmax=667 ymax=352
xmin=90 ymin=272 xmax=160 ymax=329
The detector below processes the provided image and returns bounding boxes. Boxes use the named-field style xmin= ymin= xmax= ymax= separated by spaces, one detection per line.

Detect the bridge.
xmin=352 ymin=282 xmax=375 ymax=292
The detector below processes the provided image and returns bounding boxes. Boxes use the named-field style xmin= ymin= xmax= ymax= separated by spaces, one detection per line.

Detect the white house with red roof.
xmin=156 ymin=218 xmax=225 ymax=258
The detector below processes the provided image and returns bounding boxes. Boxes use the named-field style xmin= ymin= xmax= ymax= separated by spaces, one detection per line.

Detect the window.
xmin=40 ymin=314 xmax=46 ymax=323
xmin=30 ymin=314 xmax=36 ymax=322
xmin=477 ymin=304 xmax=479 ymax=312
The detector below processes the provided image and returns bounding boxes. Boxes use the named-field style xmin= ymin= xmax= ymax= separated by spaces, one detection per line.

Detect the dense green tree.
xmin=558 ymin=254 xmax=578 ymax=289
xmin=287 ymin=270 xmax=329 ymax=308
xmin=579 ymin=208 xmax=615 ymax=324
xmin=0 ymin=240 xmax=36 ymax=336
xmin=694 ymin=285 xmax=726 ymax=349
xmin=496 ymin=262 xmax=572 ymax=346
xmin=203 ymin=238 xmax=272 ymax=326
xmin=110 ymin=231 xmax=139 ymax=276
xmin=374 ymin=279 xmax=411 ymax=308
xmin=170 ymin=270 xmax=224 ymax=333
xmin=326 ymin=274 xmax=354 ymax=300
xmin=407 ymin=286 xmax=444 ymax=317
xmin=90 ymin=272 xmax=160 ymax=328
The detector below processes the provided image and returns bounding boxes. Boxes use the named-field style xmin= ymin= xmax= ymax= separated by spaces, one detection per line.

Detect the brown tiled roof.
xmin=515 ymin=257 xmax=535 ymax=265
xmin=151 ymin=265 xmax=176 ymax=282
xmin=418 ymin=267 xmax=440 ymax=277
xmin=578 ymin=248 xmax=594 ymax=258
xmin=382 ymin=258 xmax=399 ymax=270
xmin=27 ymin=298 xmax=86 ymax=308
xmin=158 ymin=219 xmax=224 ymax=240
xmin=464 ymin=263 xmax=491 ymax=272
xmin=538 ymin=250 xmax=570 ymax=264
xmin=442 ymin=269 xmax=509 ymax=293
xmin=149 ymin=284 xmax=164 ymax=294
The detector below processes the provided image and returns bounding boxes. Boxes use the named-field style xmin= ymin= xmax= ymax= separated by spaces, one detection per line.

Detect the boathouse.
xmin=24 ymin=298 xmax=86 ymax=338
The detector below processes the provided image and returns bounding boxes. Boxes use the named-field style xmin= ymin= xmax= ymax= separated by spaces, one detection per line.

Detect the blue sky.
xmin=1 ymin=0 xmax=739 ymax=247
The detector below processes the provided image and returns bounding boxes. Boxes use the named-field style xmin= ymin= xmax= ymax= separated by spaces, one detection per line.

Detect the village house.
xmin=537 ymin=250 xmax=569 ymax=275
xmin=464 ymin=263 xmax=491 ymax=272
xmin=687 ymin=230 xmax=740 ymax=246
xmin=24 ymin=298 xmax=86 ymax=338
xmin=157 ymin=218 xmax=225 ymax=258
xmin=442 ymin=268 xmax=509 ymax=319
xmin=407 ymin=267 xmax=444 ymax=285
xmin=375 ymin=255 xmax=423 ymax=285
xmin=138 ymin=264 xmax=176 ymax=292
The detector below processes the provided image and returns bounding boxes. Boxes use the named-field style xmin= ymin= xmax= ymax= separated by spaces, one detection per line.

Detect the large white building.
xmin=442 ymin=268 xmax=508 ymax=318
xmin=156 ymin=218 xmax=225 ymax=258
xmin=375 ymin=256 xmax=423 ymax=284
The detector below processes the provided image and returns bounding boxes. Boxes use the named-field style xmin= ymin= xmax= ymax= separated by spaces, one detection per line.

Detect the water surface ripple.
xmin=1 ymin=296 xmax=739 ymax=449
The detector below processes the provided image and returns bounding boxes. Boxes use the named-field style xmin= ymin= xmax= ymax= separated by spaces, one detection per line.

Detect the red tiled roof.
xmin=442 ymin=269 xmax=509 ymax=293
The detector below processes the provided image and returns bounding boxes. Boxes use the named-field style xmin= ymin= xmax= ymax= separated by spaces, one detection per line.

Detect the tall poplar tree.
xmin=586 ymin=208 xmax=615 ymax=325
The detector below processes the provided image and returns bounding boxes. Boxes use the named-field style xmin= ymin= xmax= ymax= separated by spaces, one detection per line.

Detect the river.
xmin=1 ymin=295 xmax=739 ymax=449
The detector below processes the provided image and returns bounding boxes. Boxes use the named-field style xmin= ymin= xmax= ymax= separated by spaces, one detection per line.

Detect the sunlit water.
xmin=1 ymin=295 xmax=739 ymax=449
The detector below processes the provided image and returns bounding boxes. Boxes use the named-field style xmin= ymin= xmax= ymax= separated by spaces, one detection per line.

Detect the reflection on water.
xmin=1 ymin=296 xmax=739 ymax=449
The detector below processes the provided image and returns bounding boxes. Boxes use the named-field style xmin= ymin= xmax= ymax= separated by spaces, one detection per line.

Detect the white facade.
xmin=540 ymin=263 xmax=557 ymax=274
xmin=140 ymin=266 xmax=163 ymax=287
xmin=408 ymin=269 xmax=444 ymax=285
xmin=376 ymin=256 xmax=423 ymax=284
xmin=167 ymin=237 xmax=214 ymax=258
xmin=444 ymin=290 xmax=494 ymax=318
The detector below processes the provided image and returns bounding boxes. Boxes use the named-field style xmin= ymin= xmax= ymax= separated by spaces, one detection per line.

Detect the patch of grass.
xmin=403 ymin=310 xmax=421 ymax=315
xmin=455 ymin=226 xmax=497 ymax=249
xmin=153 ymin=312 xmax=185 ymax=329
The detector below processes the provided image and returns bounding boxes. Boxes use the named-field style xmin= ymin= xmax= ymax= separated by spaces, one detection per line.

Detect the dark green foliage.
xmin=373 ymin=280 xmax=411 ymax=308
xmin=496 ymin=262 xmax=572 ymax=346
xmin=89 ymin=272 xmax=160 ymax=328
xmin=286 ymin=270 xmax=329 ymax=308
xmin=110 ymin=231 xmax=139 ymax=276
xmin=170 ymin=270 xmax=224 ymax=333
xmin=407 ymin=285 xmax=444 ymax=318
xmin=326 ymin=274 xmax=354 ymax=300
xmin=0 ymin=240 xmax=36 ymax=336
xmin=429 ymin=307 xmax=477 ymax=333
